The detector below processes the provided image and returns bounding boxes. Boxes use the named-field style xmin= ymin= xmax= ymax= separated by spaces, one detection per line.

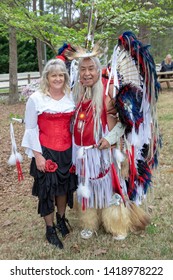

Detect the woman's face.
xmin=166 ymin=55 xmax=172 ymax=63
xmin=48 ymin=71 xmax=65 ymax=91
xmin=79 ymin=58 xmax=100 ymax=87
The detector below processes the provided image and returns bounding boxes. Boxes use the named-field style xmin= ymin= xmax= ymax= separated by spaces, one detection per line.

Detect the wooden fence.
xmin=0 ymin=73 xmax=40 ymax=90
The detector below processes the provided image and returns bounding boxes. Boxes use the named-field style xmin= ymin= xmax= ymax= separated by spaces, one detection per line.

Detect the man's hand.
xmin=97 ymin=138 xmax=111 ymax=150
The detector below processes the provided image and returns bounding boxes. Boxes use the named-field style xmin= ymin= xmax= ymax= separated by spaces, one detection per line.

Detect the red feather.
xmin=111 ymin=163 xmax=125 ymax=203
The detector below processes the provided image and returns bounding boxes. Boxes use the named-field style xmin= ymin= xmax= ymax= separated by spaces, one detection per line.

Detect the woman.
xmin=22 ymin=59 xmax=77 ymax=249
xmin=160 ymin=54 xmax=173 ymax=72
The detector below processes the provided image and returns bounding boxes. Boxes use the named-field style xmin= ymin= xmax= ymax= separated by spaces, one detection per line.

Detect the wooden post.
xmin=28 ymin=74 xmax=31 ymax=84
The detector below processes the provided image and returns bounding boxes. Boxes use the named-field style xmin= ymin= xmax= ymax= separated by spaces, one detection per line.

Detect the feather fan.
xmin=116 ymin=49 xmax=141 ymax=88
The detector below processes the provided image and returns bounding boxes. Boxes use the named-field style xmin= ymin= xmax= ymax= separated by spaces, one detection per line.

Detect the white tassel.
xmin=115 ymin=148 xmax=125 ymax=163
xmin=115 ymin=148 xmax=125 ymax=170
xmin=77 ymin=183 xmax=91 ymax=199
xmin=8 ymin=152 xmax=23 ymax=166
xmin=76 ymin=147 xmax=85 ymax=159
xmin=8 ymin=123 xmax=23 ymax=165
xmin=8 ymin=153 xmax=16 ymax=165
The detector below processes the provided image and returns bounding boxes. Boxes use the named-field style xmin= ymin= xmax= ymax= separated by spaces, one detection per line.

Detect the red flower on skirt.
xmin=69 ymin=165 xmax=76 ymax=174
xmin=45 ymin=160 xmax=58 ymax=172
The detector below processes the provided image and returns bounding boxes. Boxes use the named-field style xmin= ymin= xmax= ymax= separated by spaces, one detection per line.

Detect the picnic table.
xmin=157 ymin=71 xmax=173 ymax=89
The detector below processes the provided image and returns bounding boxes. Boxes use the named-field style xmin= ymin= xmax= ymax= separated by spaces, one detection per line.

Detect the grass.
xmin=0 ymin=88 xmax=173 ymax=260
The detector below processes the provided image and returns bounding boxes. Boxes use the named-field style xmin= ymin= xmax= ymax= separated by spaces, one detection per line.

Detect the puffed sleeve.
xmin=21 ymin=97 xmax=42 ymax=158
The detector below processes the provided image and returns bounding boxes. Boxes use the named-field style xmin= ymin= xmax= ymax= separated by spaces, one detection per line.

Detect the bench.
xmin=157 ymin=71 xmax=173 ymax=89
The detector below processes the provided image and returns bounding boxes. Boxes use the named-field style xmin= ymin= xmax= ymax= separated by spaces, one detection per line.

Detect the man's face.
xmin=79 ymin=58 xmax=100 ymax=87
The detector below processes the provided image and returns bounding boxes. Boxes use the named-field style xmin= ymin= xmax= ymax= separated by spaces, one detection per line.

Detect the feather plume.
xmin=128 ymin=201 xmax=151 ymax=232
xmin=116 ymin=83 xmax=143 ymax=134
xmin=79 ymin=208 xmax=101 ymax=231
xmin=65 ymin=42 xmax=103 ymax=60
xmin=77 ymin=183 xmax=91 ymax=199
xmin=8 ymin=152 xmax=23 ymax=165
xmin=102 ymin=205 xmax=131 ymax=239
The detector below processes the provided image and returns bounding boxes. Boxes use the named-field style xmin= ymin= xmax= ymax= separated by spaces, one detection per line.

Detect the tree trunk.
xmin=8 ymin=26 xmax=19 ymax=104
xmin=36 ymin=39 xmax=44 ymax=74
xmin=33 ymin=0 xmax=44 ymax=74
xmin=138 ymin=26 xmax=150 ymax=44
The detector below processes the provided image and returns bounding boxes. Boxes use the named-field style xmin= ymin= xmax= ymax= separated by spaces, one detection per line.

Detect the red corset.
xmin=38 ymin=111 xmax=74 ymax=151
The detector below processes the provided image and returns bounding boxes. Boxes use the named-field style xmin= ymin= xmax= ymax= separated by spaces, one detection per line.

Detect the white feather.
xmin=131 ymin=126 xmax=140 ymax=147
xmin=8 ymin=154 xmax=16 ymax=165
xmin=77 ymin=183 xmax=91 ymax=199
xmin=76 ymin=147 xmax=85 ymax=159
xmin=16 ymin=152 xmax=23 ymax=162
xmin=116 ymin=49 xmax=141 ymax=87
xmin=115 ymin=149 xmax=125 ymax=162
xmin=8 ymin=152 xmax=23 ymax=165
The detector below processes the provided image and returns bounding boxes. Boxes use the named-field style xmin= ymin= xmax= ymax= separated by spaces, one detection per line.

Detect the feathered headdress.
xmin=64 ymin=41 xmax=103 ymax=60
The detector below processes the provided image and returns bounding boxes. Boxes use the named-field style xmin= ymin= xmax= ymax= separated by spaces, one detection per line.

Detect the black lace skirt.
xmin=30 ymin=146 xmax=77 ymax=217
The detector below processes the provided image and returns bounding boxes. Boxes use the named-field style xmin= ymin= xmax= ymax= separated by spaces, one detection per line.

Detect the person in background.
xmin=160 ymin=54 xmax=173 ymax=88
xmin=160 ymin=54 xmax=173 ymax=72
xmin=22 ymin=59 xmax=77 ymax=249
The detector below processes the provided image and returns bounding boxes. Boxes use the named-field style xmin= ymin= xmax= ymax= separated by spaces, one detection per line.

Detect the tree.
xmin=8 ymin=26 xmax=19 ymax=104
xmin=0 ymin=0 xmax=173 ymax=103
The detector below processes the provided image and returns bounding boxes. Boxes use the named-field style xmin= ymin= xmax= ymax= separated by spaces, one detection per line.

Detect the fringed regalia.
xmin=71 ymin=31 xmax=161 ymax=239
xmin=101 ymin=31 xmax=161 ymax=237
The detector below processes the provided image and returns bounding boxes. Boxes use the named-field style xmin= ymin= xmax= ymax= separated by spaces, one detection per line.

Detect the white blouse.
xmin=21 ymin=90 xmax=75 ymax=158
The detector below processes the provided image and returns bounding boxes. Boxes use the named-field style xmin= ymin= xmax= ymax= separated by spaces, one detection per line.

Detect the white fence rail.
xmin=0 ymin=72 xmax=40 ymax=90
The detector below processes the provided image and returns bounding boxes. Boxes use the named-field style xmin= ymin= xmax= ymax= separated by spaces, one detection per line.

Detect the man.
xmin=64 ymin=30 xmax=158 ymax=240
xmin=71 ymin=55 xmax=142 ymax=240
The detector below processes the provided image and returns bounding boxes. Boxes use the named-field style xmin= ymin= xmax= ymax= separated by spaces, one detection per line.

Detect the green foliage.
xmin=17 ymin=40 xmax=38 ymax=72
xmin=0 ymin=36 xmax=54 ymax=74
xmin=0 ymin=37 xmax=9 ymax=73
xmin=9 ymin=112 xmax=23 ymax=120
xmin=0 ymin=0 xmax=173 ymax=71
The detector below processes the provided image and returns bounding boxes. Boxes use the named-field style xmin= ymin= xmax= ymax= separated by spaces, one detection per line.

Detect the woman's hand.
xmin=34 ymin=152 xmax=46 ymax=172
